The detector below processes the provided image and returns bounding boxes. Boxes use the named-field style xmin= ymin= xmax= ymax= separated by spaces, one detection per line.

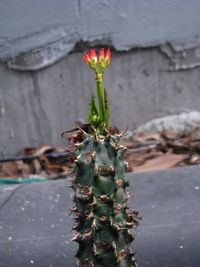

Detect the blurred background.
xmin=1 ymin=0 xmax=200 ymax=157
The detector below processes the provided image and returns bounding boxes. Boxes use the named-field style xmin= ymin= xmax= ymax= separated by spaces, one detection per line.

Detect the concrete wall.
xmin=1 ymin=0 xmax=200 ymax=155
xmin=1 ymin=0 xmax=200 ymax=68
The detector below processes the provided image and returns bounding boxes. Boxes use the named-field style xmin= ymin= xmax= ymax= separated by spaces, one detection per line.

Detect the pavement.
xmin=0 ymin=166 xmax=200 ymax=267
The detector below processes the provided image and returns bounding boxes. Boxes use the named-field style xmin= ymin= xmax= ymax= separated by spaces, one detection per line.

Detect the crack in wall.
xmin=30 ymin=74 xmax=52 ymax=143
xmin=77 ymin=0 xmax=81 ymax=16
xmin=0 ymin=94 xmax=6 ymax=116
xmin=6 ymin=39 xmax=200 ymax=72
xmin=159 ymin=43 xmax=200 ymax=72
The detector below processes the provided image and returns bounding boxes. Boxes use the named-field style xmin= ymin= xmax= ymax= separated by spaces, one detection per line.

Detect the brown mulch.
xmin=1 ymin=129 xmax=200 ymax=179
xmin=124 ymin=129 xmax=200 ymax=173
xmin=0 ymin=146 xmax=74 ymax=179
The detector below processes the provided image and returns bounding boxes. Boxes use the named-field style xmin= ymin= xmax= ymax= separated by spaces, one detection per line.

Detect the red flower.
xmin=83 ymin=48 xmax=111 ymax=71
xmin=90 ymin=49 xmax=97 ymax=63
xmin=105 ymin=48 xmax=111 ymax=64
xmin=99 ymin=48 xmax=104 ymax=61
xmin=83 ymin=52 xmax=91 ymax=64
xmin=68 ymin=135 xmax=76 ymax=142
xmin=83 ymin=49 xmax=97 ymax=65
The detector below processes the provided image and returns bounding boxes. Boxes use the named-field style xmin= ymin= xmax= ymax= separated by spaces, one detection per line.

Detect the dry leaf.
xmin=0 ymin=162 xmax=18 ymax=177
xmin=161 ymin=129 xmax=177 ymax=140
xmin=134 ymin=153 xmax=187 ymax=173
xmin=134 ymin=132 xmax=162 ymax=143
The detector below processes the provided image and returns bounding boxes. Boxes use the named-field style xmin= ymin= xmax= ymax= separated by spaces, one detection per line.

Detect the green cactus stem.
xmin=71 ymin=132 xmax=140 ymax=267
xmin=96 ymin=73 xmax=104 ymax=125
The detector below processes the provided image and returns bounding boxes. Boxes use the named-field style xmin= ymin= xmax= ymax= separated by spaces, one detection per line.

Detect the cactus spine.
xmin=70 ymin=48 xmax=139 ymax=267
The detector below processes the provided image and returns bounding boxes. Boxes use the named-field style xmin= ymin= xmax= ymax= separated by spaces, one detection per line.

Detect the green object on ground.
xmin=0 ymin=176 xmax=48 ymax=185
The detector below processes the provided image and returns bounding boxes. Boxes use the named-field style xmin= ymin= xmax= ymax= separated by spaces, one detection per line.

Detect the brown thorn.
xmin=116 ymin=127 xmax=128 ymax=138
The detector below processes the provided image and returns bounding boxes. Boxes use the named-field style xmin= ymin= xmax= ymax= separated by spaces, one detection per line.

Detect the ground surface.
xmin=0 ymin=166 xmax=200 ymax=267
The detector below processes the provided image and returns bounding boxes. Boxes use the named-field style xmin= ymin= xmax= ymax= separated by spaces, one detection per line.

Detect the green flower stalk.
xmin=69 ymin=48 xmax=140 ymax=267
xmin=84 ymin=48 xmax=111 ymax=132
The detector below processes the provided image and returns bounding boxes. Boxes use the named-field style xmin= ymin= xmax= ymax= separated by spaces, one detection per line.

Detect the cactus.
xmin=69 ymin=48 xmax=139 ymax=267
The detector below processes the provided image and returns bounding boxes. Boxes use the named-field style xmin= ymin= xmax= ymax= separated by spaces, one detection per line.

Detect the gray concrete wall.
xmin=1 ymin=0 xmax=200 ymax=155
xmin=1 ymin=0 xmax=200 ymax=69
